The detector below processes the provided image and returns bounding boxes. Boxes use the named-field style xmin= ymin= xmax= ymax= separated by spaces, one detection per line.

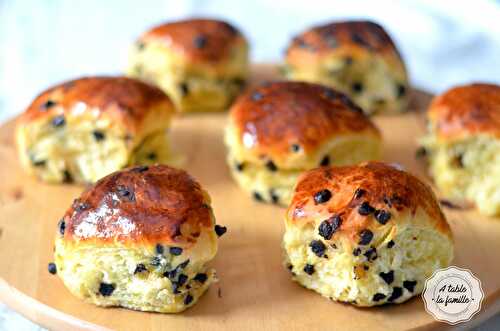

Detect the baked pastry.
xmin=15 ymin=77 xmax=176 ymax=184
xmin=283 ymin=20 xmax=408 ymax=115
xmin=52 ymin=165 xmax=226 ymax=313
xmin=420 ymin=83 xmax=500 ymax=216
xmin=225 ymin=81 xmax=382 ymax=206
xmin=127 ymin=18 xmax=249 ymax=112
xmin=283 ymin=162 xmax=453 ymax=307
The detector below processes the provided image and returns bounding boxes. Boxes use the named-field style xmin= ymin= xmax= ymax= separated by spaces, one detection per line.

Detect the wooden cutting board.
xmin=0 ymin=65 xmax=499 ymax=331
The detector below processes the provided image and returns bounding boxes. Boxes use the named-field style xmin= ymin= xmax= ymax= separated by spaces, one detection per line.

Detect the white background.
xmin=0 ymin=0 xmax=499 ymax=329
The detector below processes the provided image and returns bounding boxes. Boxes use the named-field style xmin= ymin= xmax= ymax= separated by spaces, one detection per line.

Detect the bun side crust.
xmin=428 ymin=83 xmax=500 ymax=140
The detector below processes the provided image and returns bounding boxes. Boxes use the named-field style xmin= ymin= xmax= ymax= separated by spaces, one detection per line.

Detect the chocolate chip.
xmin=92 ymin=130 xmax=105 ymax=141
xmin=48 ymin=262 xmax=57 ymax=274
xmin=134 ymin=264 xmax=147 ymax=274
xmin=251 ymin=92 xmax=263 ymax=101
xmin=32 ymin=159 xmax=46 ymax=167
xmin=319 ymin=155 xmax=330 ymax=166
xmin=397 ymin=84 xmax=406 ymax=98
xmin=314 ymin=189 xmax=332 ymax=204
xmin=184 ymin=294 xmax=194 ymax=305
xmin=172 ymin=282 xmax=181 ymax=294
xmin=177 ymin=274 xmax=188 ymax=287
xmin=387 ymin=240 xmax=395 ymax=248
xmin=132 ymin=165 xmax=149 ymax=173
xmin=62 ymin=170 xmax=73 ymax=183
xmin=303 ymin=264 xmax=315 ymax=275
xmin=388 ymin=287 xmax=403 ymax=302
xmin=415 ymin=147 xmax=427 ymax=159
xmin=364 ymin=247 xmax=378 ymax=261
xmin=40 ymin=100 xmax=57 ymax=111
xmin=214 ymin=225 xmax=227 ymax=237
xmin=379 ymin=270 xmax=394 ymax=285
xmin=353 ymin=247 xmax=362 ymax=256
xmin=266 ymin=160 xmax=277 ymax=171
xmin=344 ymin=57 xmax=353 ymax=65
xmin=170 ymin=247 xmax=183 ymax=256
xmin=352 ymin=82 xmax=363 ymax=93
xmin=351 ymin=33 xmax=370 ymax=48
xmin=99 ymin=283 xmax=115 ymax=296
xmin=193 ymin=35 xmax=207 ymax=48
xmin=403 ymin=280 xmax=417 ymax=292
xmin=291 ymin=144 xmax=301 ymax=152
xmin=309 ymin=240 xmax=326 ymax=257
xmin=235 ymin=162 xmax=245 ymax=172
xmin=354 ymin=188 xmax=365 ymax=200
xmin=253 ymin=191 xmax=263 ymax=202
xmin=179 ymin=82 xmax=189 ymax=96
xmin=452 ymin=153 xmax=464 ymax=168
xmin=270 ymin=189 xmax=279 ymax=204
xmin=136 ymin=42 xmax=145 ymax=50
xmin=151 ymin=256 xmax=162 ymax=267
xmin=51 ymin=115 xmax=65 ymax=128
xmin=155 ymin=244 xmax=164 ymax=255
xmin=358 ymin=229 xmax=373 ymax=245
xmin=374 ymin=210 xmax=391 ymax=225
xmin=177 ymin=259 xmax=190 ymax=270
xmin=116 ymin=185 xmax=135 ymax=202
xmin=318 ymin=215 xmax=342 ymax=240
xmin=358 ymin=202 xmax=375 ymax=216
xmin=57 ymin=219 xmax=65 ymax=235
xmin=372 ymin=293 xmax=386 ymax=302
xmin=194 ymin=273 xmax=208 ymax=284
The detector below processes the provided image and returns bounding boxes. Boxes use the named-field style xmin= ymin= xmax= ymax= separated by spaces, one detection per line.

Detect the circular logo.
xmin=422 ymin=266 xmax=484 ymax=324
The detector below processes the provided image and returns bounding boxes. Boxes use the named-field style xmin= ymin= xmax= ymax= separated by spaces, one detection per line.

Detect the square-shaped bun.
xmin=420 ymin=83 xmax=500 ymax=216
xmin=15 ymin=76 xmax=175 ymax=184
xmin=127 ymin=18 xmax=249 ymax=112
xmin=284 ymin=20 xmax=409 ymax=115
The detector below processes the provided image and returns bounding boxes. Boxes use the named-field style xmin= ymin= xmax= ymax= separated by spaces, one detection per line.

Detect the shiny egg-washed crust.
xmin=62 ymin=165 xmax=212 ymax=246
xmin=229 ymin=81 xmax=380 ymax=160
xmin=140 ymin=18 xmax=245 ymax=63
xmin=428 ymin=83 xmax=500 ymax=140
xmin=18 ymin=77 xmax=175 ymax=135
xmin=288 ymin=162 xmax=451 ymax=239
xmin=286 ymin=20 xmax=403 ymax=65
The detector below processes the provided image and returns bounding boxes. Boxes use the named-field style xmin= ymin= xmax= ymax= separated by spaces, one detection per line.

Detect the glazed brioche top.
xmin=139 ymin=18 xmax=245 ymax=63
xmin=229 ymin=81 xmax=380 ymax=158
xmin=428 ymin=83 xmax=500 ymax=140
xmin=20 ymin=76 xmax=174 ymax=133
xmin=287 ymin=162 xmax=451 ymax=242
xmin=286 ymin=20 xmax=403 ymax=63
xmin=60 ymin=165 xmax=213 ymax=246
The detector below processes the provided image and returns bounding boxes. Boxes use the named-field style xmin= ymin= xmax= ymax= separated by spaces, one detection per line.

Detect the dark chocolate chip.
xmin=184 ymin=294 xmax=194 ymax=305
xmin=99 ymin=283 xmax=115 ymax=296
xmin=253 ymin=191 xmax=263 ymax=202
xmin=374 ymin=210 xmax=391 ymax=225
xmin=319 ymin=155 xmax=330 ymax=166
xmin=62 ymin=170 xmax=73 ymax=183
xmin=397 ymin=84 xmax=407 ymax=98
xmin=251 ymin=92 xmax=263 ymax=101
xmin=40 ymin=100 xmax=57 ymax=110
xmin=92 ymin=130 xmax=105 ymax=141
xmin=155 ymin=244 xmax=164 ymax=255
xmin=358 ymin=229 xmax=373 ymax=245
xmin=403 ymin=280 xmax=417 ymax=293
xmin=163 ymin=269 xmax=176 ymax=279
xmin=452 ymin=153 xmax=464 ymax=168
xmin=363 ymin=247 xmax=378 ymax=261
xmin=57 ymin=219 xmax=66 ymax=235
xmin=51 ymin=115 xmax=66 ymax=128
xmin=179 ymin=82 xmax=189 ymax=96
xmin=372 ymin=293 xmax=386 ymax=302
xmin=318 ymin=215 xmax=342 ymax=240
xmin=146 ymin=152 xmax=157 ymax=160
xmin=235 ymin=162 xmax=245 ymax=172
xmin=172 ymin=282 xmax=180 ymax=294
xmin=270 ymin=189 xmax=279 ymax=204
xmin=379 ymin=270 xmax=394 ymax=285
xmin=193 ymin=35 xmax=207 ymax=48
xmin=303 ymin=264 xmax=315 ymax=275
xmin=388 ymin=287 xmax=403 ymax=302
xmin=137 ymin=42 xmax=145 ymax=50
xmin=32 ymin=159 xmax=46 ymax=167
xmin=134 ymin=264 xmax=147 ymax=274
xmin=170 ymin=247 xmax=183 ymax=256
xmin=177 ymin=259 xmax=190 ymax=270
xmin=353 ymin=247 xmax=362 ymax=256
xmin=194 ymin=273 xmax=208 ymax=284
xmin=354 ymin=188 xmax=365 ymax=199
xmin=48 ymin=262 xmax=57 ymax=274
xmin=291 ymin=144 xmax=301 ymax=152
xmin=352 ymin=82 xmax=363 ymax=93
xmin=177 ymin=274 xmax=188 ymax=287
xmin=387 ymin=240 xmax=395 ymax=248
xmin=116 ymin=185 xmax=135 ymax=202
xmin=358 ymin=201 xmax=375 ymax=216
xmin=309 ymin=240 xmax=326 ymax=257
xmin=415 ymin=147 xmax=427 ymax=159
xmin=214 ymin=225 xmax=227 ymax=237
xmin=266 ymin=160 xmax=278 ymax=171
xmin=314 ymin=189 xmax=332 ymax=204
xmin=151 ymin=256 xmax=162 ymax=267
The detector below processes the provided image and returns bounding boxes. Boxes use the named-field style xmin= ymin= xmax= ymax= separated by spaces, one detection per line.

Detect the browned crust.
xmin=286 ymin=20 xmax=401 ymax=59
xmin=229 ymin=81 xmax=380 ymax=156
xmin=19 ymin=77 xmax=174 ymax=134
xmin=62 ymin=165 xmax=213 ymax=246
xmin=288 ymin=162 xmax=451 ymax=241
xmin=428 ymin=83 xmax=500 ymax=140
xmin=140 ymin=18 xmax=245 ymax=63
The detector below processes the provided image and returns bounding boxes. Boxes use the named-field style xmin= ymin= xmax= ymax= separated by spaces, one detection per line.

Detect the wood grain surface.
xmin=0 ymin=65 xmax=499 ymax=331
